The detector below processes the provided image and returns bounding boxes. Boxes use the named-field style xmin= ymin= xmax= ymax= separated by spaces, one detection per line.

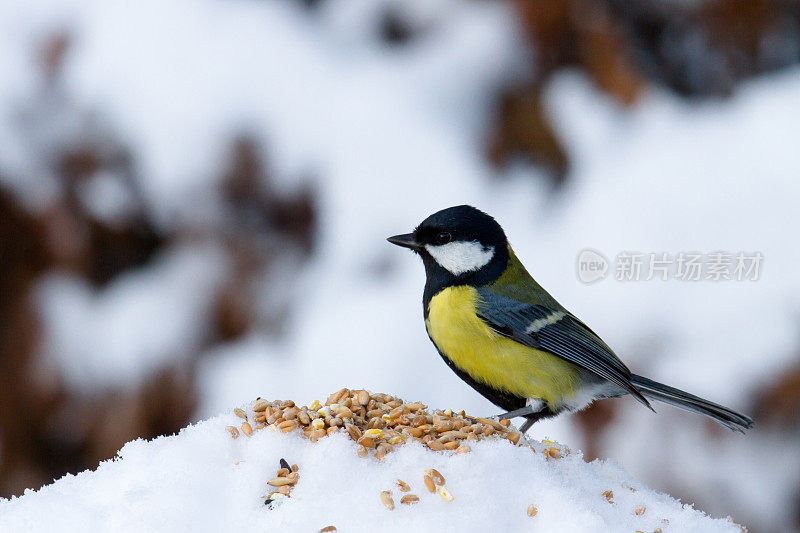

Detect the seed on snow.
xmin=266 ymin=492 xmax=286 ymax=503
xmin=225 ymin=426 xmax=239 ymax=439
xmin=423 ymin=475 xmax=436 ymax=493
xmin=396 ymin=479 xmax=410 ymax=492
xmin=357 ymin=390 xmax=370 ymax=406
xmin=268 ymin=477 xmax=295 ymax=487
xmin=364 ymin=428 xmax=382 ymax=438
xmin=400 ymin=494 xmax=420 ymax=505
xmin=312 ymin=418 xmax=325 ymax=430
xmin=380 ymin=490 xmax=395 ymax=510
xmin=234 ymin=408 xmax=247 ymax=420
xmin=634 ymin=505 xmax=646 ymax=516
xmin=527 ymin=505 xmax=538 ymax=517
xmin=278 ymin=420 xmax=298 ymax=432
xmin=602 ymin=490 xmax=614 ymax=504
xmin=426 ymin=469 xmax=445 ymax=486
xmin=437 ymin=486 xmax=454 ymax=502
xmin=241 ymin=422 xmax=253 ymax=437
xmin=547 ymin=447 xmax=562 ymax=459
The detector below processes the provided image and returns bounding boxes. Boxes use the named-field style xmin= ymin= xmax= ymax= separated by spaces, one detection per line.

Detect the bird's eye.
xmin=436 ymin=232 xmax=452 ymax=245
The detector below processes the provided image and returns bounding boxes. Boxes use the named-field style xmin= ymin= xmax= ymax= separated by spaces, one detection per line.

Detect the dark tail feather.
xmin=630 ymin=374 xmax=754 ymax=434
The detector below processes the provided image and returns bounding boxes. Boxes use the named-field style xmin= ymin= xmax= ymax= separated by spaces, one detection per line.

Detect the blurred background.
xmin=1 ymin=0 xmax=799 ymax=530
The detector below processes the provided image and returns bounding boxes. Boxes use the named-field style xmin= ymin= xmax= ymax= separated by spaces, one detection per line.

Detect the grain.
xmin=346 ymin=424 xmax=361 ymax=441
xmin=427 ymin=469 xmax=445 ymax=486
xmin=547 ymin=447 xmax=562 ymax=459
xmin=357 ymin=390 xmax=370 ymax=406
xmin=423 ymin=475 xmax=436 ymax=493
xmin=380 ymin=490 xmax=395 ymax=510
xmin=297 ymin=411 xmax=311 ymax=426
xmin=268 ymin=477 xmax=294 ymax=487
xmin=400 ymin=494 xmax=420 ymax=505
xmin=234 ymin=389 xmax=567 ymax=462
xmin=426 ymin=440 xmax=445 ymax=451
xmin=527 ymin=504 xmax=538 ymax=517
xmin=437 ymin=486 xmax=454 ymax=502
xmin=278 ymin=420 xmax=298 ymax=432
xmin=396 ymin=479 xmax=410 ymax=492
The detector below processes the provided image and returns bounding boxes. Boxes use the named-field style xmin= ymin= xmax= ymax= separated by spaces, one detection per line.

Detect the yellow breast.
xmin=425 ymin=286 xmax=581 ymax=407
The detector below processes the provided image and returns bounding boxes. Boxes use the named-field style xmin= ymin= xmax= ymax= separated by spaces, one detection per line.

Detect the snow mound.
xmin=0 ymin=398 xmax=743 ymax=533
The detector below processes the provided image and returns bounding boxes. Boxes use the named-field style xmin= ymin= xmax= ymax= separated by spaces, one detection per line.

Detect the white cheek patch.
xmin=425 ymin=241 xmax=495 ymax=275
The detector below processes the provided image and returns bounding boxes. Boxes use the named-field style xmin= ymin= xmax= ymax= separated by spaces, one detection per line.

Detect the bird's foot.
xmin=488 ymin=406 xmax=539 ymax=421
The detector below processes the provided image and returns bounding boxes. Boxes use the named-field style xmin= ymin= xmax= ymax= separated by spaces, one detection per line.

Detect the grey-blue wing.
xmin=475 ymin=288 xmax=652 ymax=409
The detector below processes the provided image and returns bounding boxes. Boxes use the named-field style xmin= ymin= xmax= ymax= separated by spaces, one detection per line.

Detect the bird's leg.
xmin=490 ymin=400 xmax=550 ymax=441
xmin=519 ymin=418 xmax=535 ymax=434
xmin=489 ymin=406 xmax=539 ymax=421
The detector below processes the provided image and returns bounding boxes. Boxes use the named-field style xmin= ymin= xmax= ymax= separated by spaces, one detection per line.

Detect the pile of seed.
xmin=224 ymin=388 xmax=567 ymax=460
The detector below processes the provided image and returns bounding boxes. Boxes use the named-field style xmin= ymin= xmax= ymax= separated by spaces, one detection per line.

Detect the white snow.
xmin=0 ymin=402 xmax=743 ymax=533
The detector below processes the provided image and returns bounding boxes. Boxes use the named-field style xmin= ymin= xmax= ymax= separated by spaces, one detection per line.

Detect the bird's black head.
xmin=387 ymin=205 xmax=510 ymax=295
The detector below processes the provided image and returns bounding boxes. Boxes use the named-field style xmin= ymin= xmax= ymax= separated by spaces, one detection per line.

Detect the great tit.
xmin=388 ymin=205 xmax=753 ymax=434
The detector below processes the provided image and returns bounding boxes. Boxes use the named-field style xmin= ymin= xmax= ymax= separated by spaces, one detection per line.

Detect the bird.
xmin=387 ymin=205 xmax=753 ymax=434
